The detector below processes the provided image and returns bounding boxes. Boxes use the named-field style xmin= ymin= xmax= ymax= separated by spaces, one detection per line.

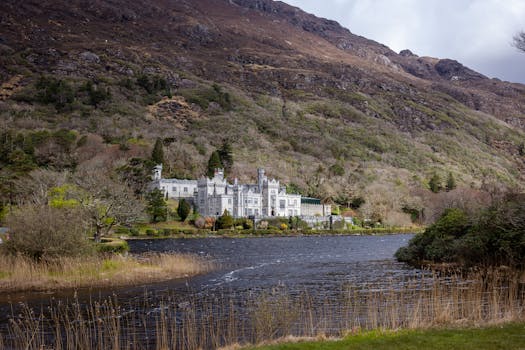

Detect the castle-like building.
xmin=152 ymin=165 xmax=309 ymax=218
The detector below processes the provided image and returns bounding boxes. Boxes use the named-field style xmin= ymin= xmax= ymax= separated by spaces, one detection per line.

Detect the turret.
xmin=214 ymin=168 xmax=225 ymax=180
xmin=257 ymin=168 xmax=266 ymax=192
xmin=152 ymin=164 xmax=163 ymax=181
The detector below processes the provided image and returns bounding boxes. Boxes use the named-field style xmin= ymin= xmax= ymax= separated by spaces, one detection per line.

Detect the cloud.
xmin=284 ymin=0 xmax=525 ymax=83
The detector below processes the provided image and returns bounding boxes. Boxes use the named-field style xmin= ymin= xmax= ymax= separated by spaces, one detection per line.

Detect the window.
xmin=280 ymin=200 xmax=285 ymax=209
xmin=255 ymin=209 xmax=259 ymax=216
xmin=172 ymin=186 xmax=177 ymax=192
xmin=248 ymin=208 xmax=252 ymax=215
xmin=254 ymin=199 xmax=258 ymax=205
xmin=288 ymin=210 xmax=293 ymax=216
xmin=228 ymin=198 xmax=232 ymax=204
xmin=184 ymin=187 xmax=188 ymax=193
xmin=248 ymin=199 xmax=252 ymax=204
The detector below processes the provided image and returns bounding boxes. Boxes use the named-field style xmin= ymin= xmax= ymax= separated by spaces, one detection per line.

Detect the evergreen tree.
xmin=177 ymin=198 xmax=191 ymax=222
xmin=428 ymin=173 xmax=442 ymax=193
xmin=519 ymin=142 xmax=525 ymax=156
xmin=446 ymin=172 xmax=457 ymax=192
xmin=151 ymin=138 xmax=164 ymax=165
xmin=217 ymin=209 xmax=234 ymax=229
xmin=146 ymin=188 xmax=167 ymax=223
xmin=218 ymin=140 xmax=233 ymax=174
xmin=207 ymin=150 xmax=223 ymax=178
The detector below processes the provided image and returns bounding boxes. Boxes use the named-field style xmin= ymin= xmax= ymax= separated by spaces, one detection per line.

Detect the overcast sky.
xmin=284 ymin=0 xmax=525 ymax=84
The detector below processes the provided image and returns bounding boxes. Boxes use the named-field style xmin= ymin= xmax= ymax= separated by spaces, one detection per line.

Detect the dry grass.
xmin=0 ymin=253 xmax=213 ymax=292
xmin=0 ymin=269 xmax=523 ymax=349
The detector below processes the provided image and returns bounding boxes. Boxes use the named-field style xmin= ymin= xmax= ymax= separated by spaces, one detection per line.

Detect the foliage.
xmin=446 ymin=172 xmax=457 ymax=192
xmin=151 ymin=138 xmax=165 ymax=165
xmin=207 ymin=150 xmax=223 ymax=178
xmin=136 ymin=74 xmax=169 ymax=95
xmin=218 ymin=140 xmax=233 ymax=175
xmin=177 ymin=198 xmax=191 ymax=222
xmin=396 ymin=193 xmax=525 ymax=268
xmin=2 ymin=205 xmax=92 ymax=260
xmin=96 ymin=239 xmax=129 ymax=254
xmin=181 ymin=83 xmax=232 ymax=110
xmin=512 ymin=30 xmax=525 ymax=52
xmin=428 ymin=173 xmax=443 ymax=193
xmin=48 ymin=184 xmax=80 ymax=209
xmin=329 ymin=163 xmax=345 ymax=176
xmin=116 ymin=158 xmax=155 ymax=197
xmin=217 ymin=209 xmax=234 ymax=229
xmin=74 ymin=172 xmax=144 ymax=242
xmin=146 ymin=188 xmax=168 ymax=223
xmin=82 ymin=80 xmax=111 ymax=107
xmin=35 ymin=76 xmax=75 ymax=111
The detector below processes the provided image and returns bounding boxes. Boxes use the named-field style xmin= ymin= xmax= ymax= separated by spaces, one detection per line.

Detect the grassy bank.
xmin=0 ymin=253 xmax=213 ymax=292
xmin=243 ymin=323 xmax=525 ymax=350
xmin=123 ymin=222 xmax=422 ymax=240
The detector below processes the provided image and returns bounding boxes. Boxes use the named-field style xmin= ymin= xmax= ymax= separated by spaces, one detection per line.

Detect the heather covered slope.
xmin=0 ymin=0 xmax=524 ymax=222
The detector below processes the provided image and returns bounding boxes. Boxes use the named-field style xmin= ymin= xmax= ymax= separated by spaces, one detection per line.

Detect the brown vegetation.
xmin=1 ymin=269 xmax=523 ymax=349
xmin=0 ymin=253 xmax=213 ymax=293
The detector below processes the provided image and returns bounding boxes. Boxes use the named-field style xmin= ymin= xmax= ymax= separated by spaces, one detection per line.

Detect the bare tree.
xmin=74 ymin=171 xmax=144 ymax=242
xmin=512 ymin=31 xmax=525 ymax=52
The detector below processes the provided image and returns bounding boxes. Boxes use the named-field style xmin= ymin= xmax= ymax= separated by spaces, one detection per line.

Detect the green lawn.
xmin=247 ymin=324 xmax=525 ymax=350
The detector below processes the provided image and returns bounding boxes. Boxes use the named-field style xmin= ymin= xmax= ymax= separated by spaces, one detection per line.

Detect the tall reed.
xmin=0 ymin=269 xmax=523 ymax=349
xmin=0 ymin=253 xmax=213 ymax=292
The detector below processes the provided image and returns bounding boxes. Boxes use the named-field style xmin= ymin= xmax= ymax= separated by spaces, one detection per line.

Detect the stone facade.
xmin=151 ymin=164 xmax=197 ymax=201
xmin=152 ymin=166 xmax=302 ymax=218
xmin=195 ymin=168 xmax=301 ymax=218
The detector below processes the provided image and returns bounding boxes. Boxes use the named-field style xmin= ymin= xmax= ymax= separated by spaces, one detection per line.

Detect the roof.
xmin=160 ymin=179 xmax=198 ymax=185
xmin=301 ymin=197 xmax=321 ymax=205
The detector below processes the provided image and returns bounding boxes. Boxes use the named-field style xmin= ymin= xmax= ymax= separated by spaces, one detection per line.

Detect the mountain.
xmin=0 ymin=0 xmax=524 ymax=223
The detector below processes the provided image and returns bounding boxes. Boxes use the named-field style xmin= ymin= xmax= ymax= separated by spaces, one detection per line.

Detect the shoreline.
xmin=0 ymin=252 xmax=213 ymax=294
xmin=123 ymin=227 xmax=423 ymax=240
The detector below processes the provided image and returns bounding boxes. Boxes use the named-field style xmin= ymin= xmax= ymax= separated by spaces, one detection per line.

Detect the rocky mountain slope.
xmin=1 ymin=0 xmax=524 ymax=222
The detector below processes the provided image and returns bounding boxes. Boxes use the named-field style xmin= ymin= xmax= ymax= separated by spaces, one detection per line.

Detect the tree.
xmin=146 ymin=188 xmax=168 ymax=223
xmin=3 ymin=205 xmax=92 ymax=260
xmin=151 ymin=138 xmax=164 ymax=165
xmin=207 ymin=150 xmax=223 ymax=178
xmin=519 ymin=142 xmax=525 ymax=156
xmin=512 ymin=31 xmax=525 ymax=52
xmin=218 ymin=140 xmax=233 ymax=174
xmin=446 ymin=172 xmax=457 ymax=192
xmin=428 ymin=173 xmax=442 ymax=193
xmin=74 ymin=172 xmax=144 ymax=242
xmin=177 ymin=198 xmax=191 ymax=222
xmin=217 ymin=209 xmax=234 ymax=229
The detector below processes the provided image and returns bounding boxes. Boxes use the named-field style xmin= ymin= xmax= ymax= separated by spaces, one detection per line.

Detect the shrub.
xmin=145 ymin=229 xmax=158 ymax=237
xmin=177 ymin=199 xmax=191 ymax=222
xmin=129 ymin=228 xmax=140 ymax=236
xmin=280 ymin=223 xmax=288 ymax=230
xmin=396 ymin=193 xmax=525 ymax=268
xmin=216 ymin=209 xmax=234 ymax=229
xmin=2 ymin=205 xmax=92 ymax=260
xmin=96 ymin=240 xmax=129 ymax=254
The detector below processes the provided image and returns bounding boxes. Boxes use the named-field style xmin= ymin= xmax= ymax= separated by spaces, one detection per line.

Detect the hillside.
xmin=1 ymin=0 xmax=524 ymax=223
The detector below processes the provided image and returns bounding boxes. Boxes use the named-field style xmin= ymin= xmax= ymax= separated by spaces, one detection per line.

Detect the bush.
xmin=2 ymin=205 xmax=92 ymax=260
xmin=145 ymin=229 xmax=159 ymax=237
xmin=396 ymin=193 xmax=525 ymax=268
xmin=129 ymin=228 xmax=140 ymax=236
xmin=177 ymin=199 xmax=191 ymax=222
xmin=96 ymin=239 xmax=129 ymax=254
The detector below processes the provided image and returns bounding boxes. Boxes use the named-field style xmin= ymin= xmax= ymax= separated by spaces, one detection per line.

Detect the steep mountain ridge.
xmin=0 ymin=0 xmax=524 ymax=222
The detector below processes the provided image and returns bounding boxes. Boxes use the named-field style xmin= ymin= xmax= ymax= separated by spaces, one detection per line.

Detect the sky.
xmin=284 ymin=0 xmax=525 ymax=84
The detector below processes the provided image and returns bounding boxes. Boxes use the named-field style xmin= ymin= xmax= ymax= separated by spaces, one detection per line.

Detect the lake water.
xmin=1 ymin=234 xmax=422 ymax=348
